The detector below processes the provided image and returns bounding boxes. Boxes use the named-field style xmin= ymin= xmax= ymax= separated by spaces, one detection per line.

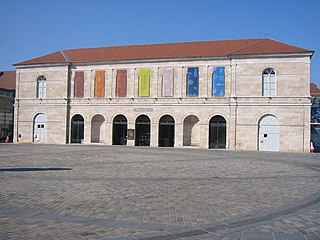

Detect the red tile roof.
xmin=17 ymin=51 xmax=68 ymax=65
xmin=0 ymin=71 xmax=16 ymax=90
xmin=15 ymin=38 xmax=313 ymax=66
xmin=311 ymin=83 xmax=320 ymax=96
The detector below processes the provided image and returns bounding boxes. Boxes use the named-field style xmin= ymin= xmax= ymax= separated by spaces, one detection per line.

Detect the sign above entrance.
xmin=133 ymin=108 xmax=154 ymax=112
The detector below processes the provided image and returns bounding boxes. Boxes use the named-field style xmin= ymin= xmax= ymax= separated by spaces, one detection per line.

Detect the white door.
xmin=34 ymin=114 xmax=47 ymax=142
xmin=258 ymin=115 xmax=279 ymax=151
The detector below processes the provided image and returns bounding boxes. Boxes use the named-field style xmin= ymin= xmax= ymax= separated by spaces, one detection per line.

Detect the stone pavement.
xmin=0 ymin=144 xmax=319 ymax=240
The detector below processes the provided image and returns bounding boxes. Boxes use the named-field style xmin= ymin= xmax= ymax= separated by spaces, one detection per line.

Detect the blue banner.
xmin=213 ymin=66 xmax=225 ymax=97
xmin=187 ymin=67 xmax=199 ymax=97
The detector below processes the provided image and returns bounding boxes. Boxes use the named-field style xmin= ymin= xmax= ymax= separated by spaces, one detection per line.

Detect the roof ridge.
xmin=64 ymin=38 xmax=263 ymax=52
xmin=60 ymin=50 xmax=71 ymax=62
xmin=229 ymin=39 xmax=266 ymax=55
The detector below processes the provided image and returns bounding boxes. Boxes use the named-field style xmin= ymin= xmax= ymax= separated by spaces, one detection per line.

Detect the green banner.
xmin=139 ymin=68 xmax=150 ymax=97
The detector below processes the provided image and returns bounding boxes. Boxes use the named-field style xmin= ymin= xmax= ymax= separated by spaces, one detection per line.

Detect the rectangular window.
xmin=263 ymin=81 xmax=269 ymax=96
xmin=262 ymin=69 xmax=276 ymax=97
xmin=94 ymin=70 xmax=105 ymax=97
xmin=74 ymin=71 xmax=84 ymax=98
xmin=138 ymin=68 xmax=150 ymax=97
xmin=187 ymin=67 xmax=199 ymax=97
xmin=263 ymin=75 xmax=276 ymax=96
xmin=269 ymin=75 xmax=276 ymax=96
xmin=116 ymin=70 xmax=127 ymax=97
xmin=162 ymin=68 xmax=174 ymax=97
xmin=212 ymin=66 xmax=225 ymax=97
xmin=37 ymin=79 xmax=46 ymax=98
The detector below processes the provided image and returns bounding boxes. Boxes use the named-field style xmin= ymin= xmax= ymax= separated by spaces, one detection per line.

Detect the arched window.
xmin=135 ymin=115 xmax=151 ymax=146
xmin=209 ymin=115 xmax=226 ymax=149
xmin=113 ymin=115 xmax=128 ymax=145
xmin=158 ymin=115 xmax=175 ymax=147
xmin=37 ymin=75 xmax=46 ymax=98
xmin=262 ymin=68 xmax=276 ymax=96
xmin=71 ymin=114 xmax=84 ymax=143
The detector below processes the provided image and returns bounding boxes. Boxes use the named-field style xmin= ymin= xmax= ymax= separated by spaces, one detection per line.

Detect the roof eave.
xmin=229 ymin=51 xmax=314 ymax=59
xmin=13 ymin=62 xmax=70 ymax=69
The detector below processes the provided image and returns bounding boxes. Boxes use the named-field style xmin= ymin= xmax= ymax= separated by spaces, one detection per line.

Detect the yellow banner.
xmin=138 ymin=68 xmax=150 ymax=97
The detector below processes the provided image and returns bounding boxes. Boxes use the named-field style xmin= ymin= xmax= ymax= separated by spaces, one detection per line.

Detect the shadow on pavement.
xmin=0 ymin=167 xmax=72 ymax=172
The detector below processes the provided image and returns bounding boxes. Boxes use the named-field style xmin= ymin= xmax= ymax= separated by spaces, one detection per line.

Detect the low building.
xmin=311 ymin=83 xmax=320 ymax=152
xmin=0 ymin=71 xmax=16 ymax=142
xmin=13 ymin=38 xmax=314 ymax=151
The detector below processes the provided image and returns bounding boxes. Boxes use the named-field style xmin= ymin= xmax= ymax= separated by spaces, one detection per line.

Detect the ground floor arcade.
xmin=30 ymin=112 xmax=288 ymax=152
xmin=15 ymin=102 xmax=310 ymax=152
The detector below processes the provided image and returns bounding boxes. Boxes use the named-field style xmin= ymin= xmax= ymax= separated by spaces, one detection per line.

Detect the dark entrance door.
xmin=159 ymin=115 xmax=175 ymax=147
xmin=135 ymin=115 xmax=150 ymax=146
xmin=209 ymin=115 xmax=226 ymax=149
xmin=113 ymin=115 xmax=127 ymax=145
xmin=71 ymin=114 xmax=84 ymax=143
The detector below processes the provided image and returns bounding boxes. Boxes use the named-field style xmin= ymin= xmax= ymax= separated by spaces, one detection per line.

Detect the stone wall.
xmin=14 ymin=56 xmax=311 ymax=152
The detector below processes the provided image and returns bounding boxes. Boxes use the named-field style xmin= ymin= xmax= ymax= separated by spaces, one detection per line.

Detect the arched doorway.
xmin=113 ymin=115 xmax=128 ymax=145
xmin=33 ymin=113 xmax=47 ymax=142
xmin=135 ymin=115 xmax=150 ymax=146
xmin=91 ymin=114 xmax=105 ymax=143
xmin=258 ymin=115 xmax=279 ymax=151
xmin=209 ymin=115 xmax=226 ymax=149
xmin=159 ymin=115 xmax=175 ymax=147
xmin=183 ymin=115 xmax=200 ymax=147
xmin=71 ymin=114 xmax=84 ymax=143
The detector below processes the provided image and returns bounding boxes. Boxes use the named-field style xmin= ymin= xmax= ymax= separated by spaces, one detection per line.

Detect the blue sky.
xmin=1 ymin=0 xmax=320 ymax=85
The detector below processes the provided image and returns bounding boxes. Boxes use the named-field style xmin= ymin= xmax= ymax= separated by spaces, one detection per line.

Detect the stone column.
xmin=150 ymin=122 xmax=158 ymax=147
xmin=199 ymin=123 xmax=209 ymax=148
xmin=175 ymin=122 xmax=183 ymax=147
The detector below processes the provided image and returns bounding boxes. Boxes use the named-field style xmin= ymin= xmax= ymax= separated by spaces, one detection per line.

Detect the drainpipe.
xmin=60 ymin=51 xmax=72 ymax=144
xmin=15 ymin=72 xmax=20 ymax=142
xmin=229 ymin=57 xmax=238 ymax=150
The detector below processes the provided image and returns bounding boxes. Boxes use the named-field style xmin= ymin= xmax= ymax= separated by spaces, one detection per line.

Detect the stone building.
xmin=0 ymin=71 xmax=15 ymax=142
xmin=311 ymin=83 xmax=320 ymax=152
xmin=13 ymin=39 xmax=313 ymax=152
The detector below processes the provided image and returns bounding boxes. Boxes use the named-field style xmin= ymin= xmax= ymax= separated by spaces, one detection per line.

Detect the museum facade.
xmin=13 ymin=39 xmax=313 ymax=152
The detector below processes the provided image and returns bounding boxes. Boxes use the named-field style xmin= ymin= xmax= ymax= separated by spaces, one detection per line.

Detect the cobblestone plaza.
xmin=0 ymin=144 xmax=319 ymax=239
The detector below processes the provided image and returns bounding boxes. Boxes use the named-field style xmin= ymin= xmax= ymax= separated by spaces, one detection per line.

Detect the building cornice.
xmin=14 ymin=62 xmax=70 ymax=69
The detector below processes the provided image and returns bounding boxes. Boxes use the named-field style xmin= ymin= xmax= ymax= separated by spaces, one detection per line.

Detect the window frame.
xmin=262 ymin=68 xmax=276 ymax=97
xmin=36 ymin=75 xmax=47 ymax=99
xmin=186 ymin=67 xmax=199 ymax=97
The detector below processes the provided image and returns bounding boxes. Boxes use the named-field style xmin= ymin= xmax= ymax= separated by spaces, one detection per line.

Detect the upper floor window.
xmin=37 ymin=75 xmax=46 ymax=98
xmin=74 ymin=71 xmax=84 ymax=98
xmin=262 ymin=68 xmax=276 ymax=96
xmin=162 ymin=68 xmax=174 ymax=97
xmin=116 ymin=69 xmax=127 ymax=97
xmin=94 ymin=70 xmax=105 ymax=97
xmin=187 ymin=67 xmax=199 ymax=97
xmin=213 ymin=66 xmax=225 ymax=97
xmin=138 ymin=68 xmax=150 ymax=97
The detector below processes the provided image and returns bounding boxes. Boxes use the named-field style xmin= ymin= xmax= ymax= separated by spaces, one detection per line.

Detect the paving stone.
xmin=305 ymin=234 xmax=320 ymax=240
xmin=274 ymin=232 xmax=306 ymax=240
xmin=242 ymin=230 xmax=274 ymax=240
xmin=0 ymin=144 xmax=320 ymax=239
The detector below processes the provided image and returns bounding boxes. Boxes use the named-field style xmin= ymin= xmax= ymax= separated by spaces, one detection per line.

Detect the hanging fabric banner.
xmin=162 ymin=68 xmax=174 ymax=97
xmin=94 ymin=70 xmax=105 ymax=97
xmin=139 ymin=68 xmax=150 ymax=97
xmin=213 ymin=66 xmax=225 ymax=97
xmin=187 ymin=67 xmax=199 ymax=97
xmin=74 ymin=71 xmax=84 ymax=98
xmin=116 ymin=69 xmax=127 ymax=97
